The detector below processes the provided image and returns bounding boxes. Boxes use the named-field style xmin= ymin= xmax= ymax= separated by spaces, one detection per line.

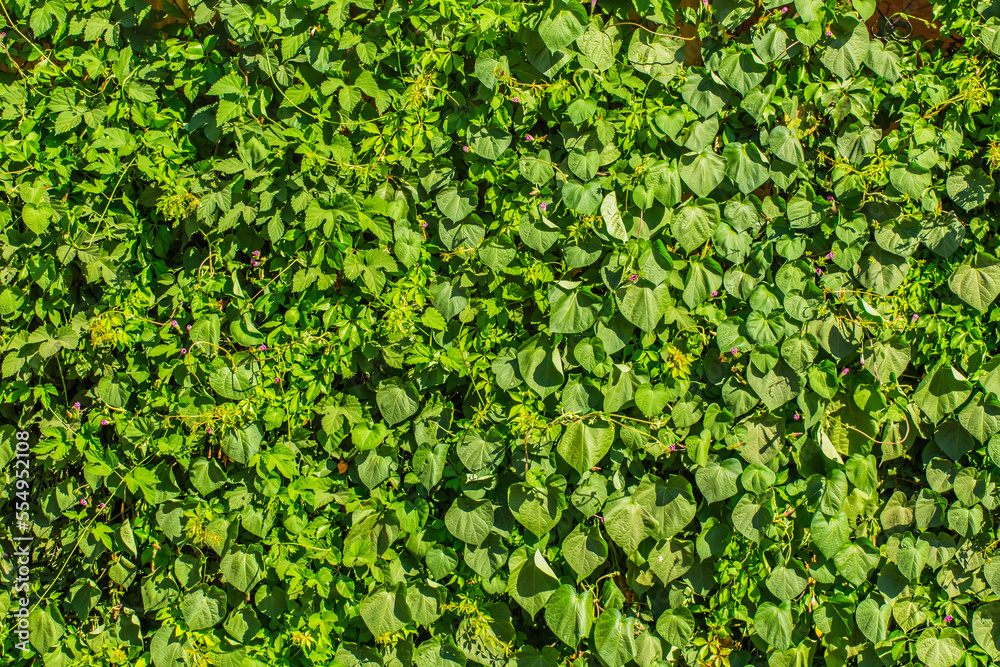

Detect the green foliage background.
xmin=3 ymin=0 xmax=1000 ymax=665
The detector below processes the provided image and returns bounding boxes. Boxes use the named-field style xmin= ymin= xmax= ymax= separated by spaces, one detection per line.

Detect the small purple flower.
xmin=252 ymin=250 xmax=260 ymax=257
xmin=540 ymin=202 xmax=547 ymax=211
xmin=816 ymin=268 xmax=823 ymax=275
xmin=275 ymin=377 xmax=281 ymax=384
xmin=252 ymin=261 xmax=259 ymax=267
xmin=101 ymin=419 xmax=109 ymax=426
xmin=98 ymin=503 xmax=105 ymax=509
xmin=781 ymin=6 xmax=788 ymax=12
xmin=186 ymin=324 xmax=192 ymax=330
xmin=912 ymin=313 xmax=919 ymax=323
xmin=702 ymin=0 xmax=708 ymax=5
xmin=841 ymin=367 xmax=849 ymax=376
xmin=526 ymin=134 xmax=533 ymax=141
xmin=944 ymin=615 xmax=953 ymax=623
xmin=826 ymin=195 xmax=835 ymax=202
xmin=462 ymin=146 xmax=469 ymax=152
xmin=669 ymin=444 xmax=676 ymax=452
xmin=826 ymin=30 xmax=833 ymax=36
xmin=73 ymin=402 xmax=81 ymax=410
xmin=597 ymin=515 xmax=605 ymax=524
xmin=171 ymin=320 xmax=178 ymax=328
xmin=207 ymin=428 xmax=213 ymax=434
xmin=512 ymin=97 xmax=519 ymax=103
xmin=421 ymin=221 xmax=428 ymax=228
xmin=181 ymin=348 xmax=187 ymax=355
xmin=731 ymin=347 xmax=739 ymax=355
xmin=711 ymin=290 xmax=718 ymax=296
xmin=629 ymin=274 xmax=638 ymax=282
xmin=80 ymin=499 xmax=87 ymax=506
xmin=794 ymin=414 xmax=800 ymax=420
xmin=259 ymin=344 xmax=267 ymax=351
xmin=310 ymin=28 xmax=316 ymax=37
xmin=826 ymin=252 xmax=835 ymax=260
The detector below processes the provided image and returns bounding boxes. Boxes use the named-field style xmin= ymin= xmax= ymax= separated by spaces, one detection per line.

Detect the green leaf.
xmin=593 ymin=608 xmax=636 ymax=667
xmin=548 ymin=281 xmax=601 ymax=334
xmin=181 ymin=586 xmax=227 ymax=631
xmin=833 ymin=539 xmax=880 ymax=587
xmin=723 ymin=141 xmax=770 ymax=194
xmin=544 ymin=585 xmax=594 ymax=648
xmin=973 ymin=602 xmax=1000 ymax=661
xmin=732 ymin=494 xmax=772 ymax=542
xmin=656 ymin=607 xmax=695 ymax=648
xmin=517 ymin=335 xmax=565 ymax=399
xmin=414 ymin=636 xmax=466 ymax=667
xmin=856 ymin=245 xmax=909 ymax=297
xmin=681 ymin=72 xmax=731 ymax=118
xmin=445 ymin=497 xmax=494 ymax=546
xmin=717 ymin=51 xmax=767 ymax=95
xmin=509 ymin=480 xmax=564 ymax=538
xmin=221 ymin=423 xmax=262 ymax=465
xmin=765 ymin=565 xmax=808 ymax=601
xmin=916 ymin=628 xmax=965 ymax=667
xmin=28 ymin=606 xmax=65 ymax=654
xmin=615 ymin=281 xmax=667 ymax=332
xmin=468 ymin=126 xmax=512 ymax=161
xmin=562 ymin=524 xmax=608 ymax=581
xmin=360 ymin=585 xmax=411 ymax=637
xmin=561 ymin=179 xmax=602 ymax=215
xmin=947 ymin=165 xmax=994 ymax=210
xmin=672 ymin=201 xmax=720 ymax=253
xmin=694 ymin=458 xmax=742 ymax=504
xmin=949 ymin=254 xmax=1000 ymax=312
xmin=914 ymin=363 xmax=972 ymax=425
xmin=819 ymin=16 xmax=870 ymax=80
xmin=578 ymin=25 xmax=619 ymax=71
xmin=601 ymin=191 xmax=627 ymax=242
xmin=376 ymin=379 xmax=420 ymax=426
xmin=435 ymin=184 xmax=476 ymax=222
xmin=753 ymin=601 xmax=793 ymax=650
xmin=557 ymin=418 xmax=614 ymax=474
xmin=627 ymin=30 xmax=684 ymax=85
xmin=856 ymin=598 xmax=891 ymax=644
xmin=219 ymin=550 xmax=262 ymax=592
xmin=538 ymin=1 xmax=587 ymax=51
xmin=768 ymin=126 xmax=804 ymax=166
xmin=507 ymin=548 xmax=559 ymax=618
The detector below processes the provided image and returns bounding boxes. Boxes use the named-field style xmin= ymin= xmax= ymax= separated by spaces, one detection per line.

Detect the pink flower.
xmin=669 ymin=444 xmax=676 ymax=451
xmin=540 ymin=203 xmax=547 ymax=211
xmin=702 ymin=0 xmax=708 ymax=5
xmin=826 ymin=195 xmax=835 ymax=202
xmin=826 ymin=252 xmax=835 ymax=260
xmin=944 ymin=615 xmax=953 ymax=623
xmin=512 ymin=97 xmax=519 ymax=103
xmin=841 ymin=367 xmax=849 ymax=376
xmin=711 ymin=290 xmax=718 ymax=296
xmin=629 ymin=274 xmax=638 ymax=281
xmin=731 ymin=347 xmax=738 ymax=355
xmin=794 ymin=414 xmax=800 ymax=420
xmin=421 ymin=222 xmax=428 ymax=228
xmin=462 ymin=146 xmax=469 ymax=152
xmin=171 ymin=320 xmax=178 ymax=328
xmin=252 ymin=261 xmax=259 ymax=267
xmin=73 ymin=402 xmax=81 ymax=410
xmin=98 ymin=503 xmax=105 ymax=509
xmin=275 ymin=377 xmax=281 ymax=384
xmin=816 ymin=268 xmax=823 ymax=275
xmin=181 ymin=348 xmax=187 ymax=354
xmin=259 ymin=344 xmax=267 ymax=351
xmin=781 ymin=6 xmax=788 ymax=12
xmin=826 ymin=30 xmax=833 ymax=36
xmin=526 ymin=134 xmax=533 ymax=141
xmin=912 ymin=313 xmax=919 ymax=322
xmin=80 ymin=499 xmax=87 ymax=506
xmin=252 ymin=250 xmax=260 ymax=257
xmin=207 ymin=428 xmax=213 ymax=434
xmin=101 ymin=420 xmax=109 ymax=426
xmin=186 ymin=324 xmax=192 ymax=330
xmin=597 ymin=515 xmax=605 ymax=523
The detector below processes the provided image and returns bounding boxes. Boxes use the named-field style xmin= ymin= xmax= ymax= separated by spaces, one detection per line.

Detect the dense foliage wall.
xmin=4 ymin=0 xmax=1000 ymax=665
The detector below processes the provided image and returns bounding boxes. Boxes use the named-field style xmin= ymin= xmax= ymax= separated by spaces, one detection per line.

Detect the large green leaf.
xmin=819 ymin=16 xmax=870 ymax=79
xmin=360 ymin=585 xmax=411 ymax=637
xmin=445 ymin=497 xmax=494 ymax=546
xmin=548 ymin=281 xmax=601 ymax=334
xmin=537 ymin=1 xmax=587 ymax=51
xmin=507 ymin=548 xmax=559 ymax=618
xmin=544 ymin=585 xmax=594 ymax=648
xmin=557 ymin=418 xmax=614 ymax=474
xmin=753 ymin=601 xmax=793 ymax=650
xmin=947 ymin=165 xmax=994 ymax=211
xmin=916 ymin=628 xmax=965 ymax=667
xmin=681 ymin=72 xmax=731 ymax=118
xmin=562 ymin=524 xmax=608 ymax=581
xmin=671 ymin=200 xmax=720 ymax=253
xmin=593 ymin=609 xmax=636 ymax=667
xmin=679 ymin=149 xmax=727 ymax=198
xmin=913 ymin=362 xmax=972 ymax=425
xmin=949 ymin=254 xmax=1000 ymax=312
xmin=694 ymin=458 xmax=742 ymax=504
xmin=509 ymin=480 xmax=564 ymax=538
xmin=376 ymin=379 xmax=420 ymax=425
